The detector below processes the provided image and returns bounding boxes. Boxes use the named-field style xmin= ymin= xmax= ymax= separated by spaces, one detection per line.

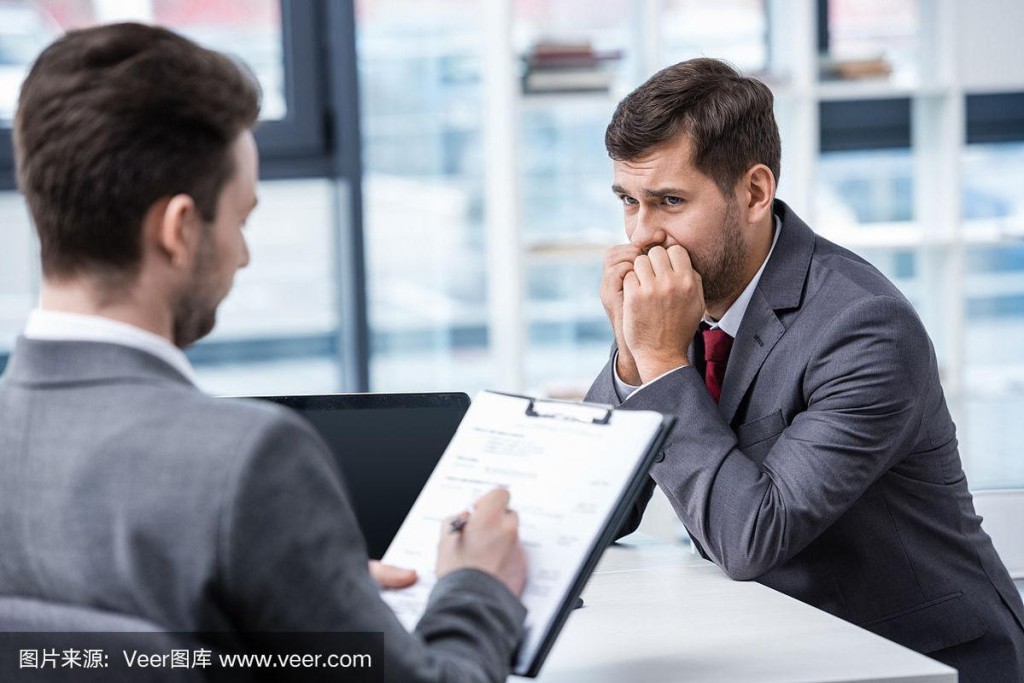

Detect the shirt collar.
xmin=703 ymin=214 xmax=782 ymax=337
xmin=23 ymin=309 xmax=196 ymax=385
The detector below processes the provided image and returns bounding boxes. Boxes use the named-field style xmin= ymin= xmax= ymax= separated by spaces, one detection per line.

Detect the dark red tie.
xmin=701 ymin=327 xmax=733 ymax=403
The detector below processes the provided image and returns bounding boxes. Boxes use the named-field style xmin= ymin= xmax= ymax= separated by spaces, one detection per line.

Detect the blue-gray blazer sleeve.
xmin=617 ymin=295 xmax=936 ymax=580
xmin=215 ymin=411 xmax=526 ymax=682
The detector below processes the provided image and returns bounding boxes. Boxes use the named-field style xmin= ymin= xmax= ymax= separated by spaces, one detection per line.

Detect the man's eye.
xmin=619 ymin=195 xmax=638 ymax=206
xmin=663 ymin=196 xmax=683 ymax=206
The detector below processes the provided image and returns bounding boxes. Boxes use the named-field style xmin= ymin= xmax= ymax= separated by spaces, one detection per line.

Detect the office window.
xmin=816 ymin=99 xmax=915 ymax=229
xmin=816 ymin=147 xmax=914 ymax=226
xmin=356 ymin=0 xmax=493 ymax=392
xmin=962 ymin=142 xmax=1024 ymax=225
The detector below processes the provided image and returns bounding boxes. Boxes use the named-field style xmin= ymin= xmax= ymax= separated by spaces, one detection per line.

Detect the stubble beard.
xmin=172 ymin=231 xmax=220 ymax=349
xmin=691 ymin=199 xmax=747 ymax=310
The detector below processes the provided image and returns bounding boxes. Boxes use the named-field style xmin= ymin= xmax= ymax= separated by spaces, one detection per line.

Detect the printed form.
xmin=381 ymin=390 xmax=667 ymax=674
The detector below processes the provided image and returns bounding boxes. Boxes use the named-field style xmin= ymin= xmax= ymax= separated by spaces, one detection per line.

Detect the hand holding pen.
xmin=448 ymin=510 xmax=471 ymax=534
xmin=436 ymin=488 xmax=527 ymax=597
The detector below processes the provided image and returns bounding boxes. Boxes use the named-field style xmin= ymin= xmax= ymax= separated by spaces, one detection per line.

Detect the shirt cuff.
xmin=613 ymin=350 xmax=688 ymax=400
xmin=612 ymin=350 xmax=640 ymax=401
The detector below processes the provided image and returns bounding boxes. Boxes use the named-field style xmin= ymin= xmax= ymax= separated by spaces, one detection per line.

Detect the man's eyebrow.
xmin=643 ymin=187 xmax=686 ymax=198
xmin=611 ymin=185 xmax=686 ymax=198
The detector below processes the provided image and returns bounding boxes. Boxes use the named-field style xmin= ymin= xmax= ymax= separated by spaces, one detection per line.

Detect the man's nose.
xmin=629 ymin=209 xmax=667 ymax=252
xmin=239 ymin=237 xmax=251 ymax=270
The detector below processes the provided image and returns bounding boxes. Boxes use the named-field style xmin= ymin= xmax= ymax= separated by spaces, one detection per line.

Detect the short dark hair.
xmin=14 ymin=22 xmax=261 ymax=281
xmin=605 ymin=57 xmax=781 ymax=195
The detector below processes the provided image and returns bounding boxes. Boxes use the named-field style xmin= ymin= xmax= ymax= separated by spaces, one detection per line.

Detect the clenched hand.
xmin=621 ymin=245 xmax=704 ymax=383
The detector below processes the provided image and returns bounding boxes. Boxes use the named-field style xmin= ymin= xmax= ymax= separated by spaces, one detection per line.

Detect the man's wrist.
xmin=615 ymin=348 xmax=642 ymax=386
xmin=635 ymin=355 xmax=690 ymax=384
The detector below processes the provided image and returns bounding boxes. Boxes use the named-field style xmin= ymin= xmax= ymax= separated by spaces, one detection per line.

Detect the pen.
xmin=448 ymin=512 xmax=470 ymax=534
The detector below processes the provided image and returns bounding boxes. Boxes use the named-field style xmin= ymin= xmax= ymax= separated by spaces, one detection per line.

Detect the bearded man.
xmin=587 ymin=57 xmax=1024 ymax=682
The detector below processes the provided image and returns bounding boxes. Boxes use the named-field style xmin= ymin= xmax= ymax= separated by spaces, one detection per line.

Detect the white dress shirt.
xmin=614 ymin=214 xmax=782 ymax=400
xmin=23 ymin=308 xmax=196 ymax=384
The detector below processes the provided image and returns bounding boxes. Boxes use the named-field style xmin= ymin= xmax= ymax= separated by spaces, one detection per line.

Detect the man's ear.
xmin=149 ymin=194 xmax=200 ymax=270
xmin=738 ymin=164 xmax=776 ymax=224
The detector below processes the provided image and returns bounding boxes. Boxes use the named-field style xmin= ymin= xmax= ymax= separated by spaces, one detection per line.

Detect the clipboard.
xmin=380 ymin=390 xmax=675 ymax=678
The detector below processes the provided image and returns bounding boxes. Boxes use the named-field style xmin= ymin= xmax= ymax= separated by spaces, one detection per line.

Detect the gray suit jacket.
xmin=0 ymin=338 xmax=525 ymax=682
xmin=587 ymin=200 xmax=1024 ymax=681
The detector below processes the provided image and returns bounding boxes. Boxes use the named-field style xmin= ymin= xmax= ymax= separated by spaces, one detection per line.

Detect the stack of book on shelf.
xmin=819 ymin=54 xmax=893 ymax=81
xmin=521 ymin=40 xmax=623 ymax=95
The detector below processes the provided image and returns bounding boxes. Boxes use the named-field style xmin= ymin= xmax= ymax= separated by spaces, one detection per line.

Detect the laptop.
xmin=253 ymin=392 xmax=470 ymax=559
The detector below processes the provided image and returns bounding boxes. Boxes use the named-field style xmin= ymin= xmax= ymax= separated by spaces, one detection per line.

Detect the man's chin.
xmin=173 ymin=313 xmax=217 ymax=349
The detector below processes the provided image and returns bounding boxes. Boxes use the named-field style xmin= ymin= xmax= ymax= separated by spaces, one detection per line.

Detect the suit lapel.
xmin=717 ymin=199 xmax=816 ymax=424
xmin=719 ymin=292 xmax=785 ymax=423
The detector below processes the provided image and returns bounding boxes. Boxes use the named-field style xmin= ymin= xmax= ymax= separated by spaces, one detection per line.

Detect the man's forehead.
xmin=613 ymin=159 xmax=698 ymax=193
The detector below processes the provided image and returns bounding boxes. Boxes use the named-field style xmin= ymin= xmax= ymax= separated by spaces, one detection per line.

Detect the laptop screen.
xmin=254 ymin=392 xmax=470 ymax=559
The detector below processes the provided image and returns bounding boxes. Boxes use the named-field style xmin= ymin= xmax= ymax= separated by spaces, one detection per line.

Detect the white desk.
xmin=524 ymin=536 xmax=957 ymax=682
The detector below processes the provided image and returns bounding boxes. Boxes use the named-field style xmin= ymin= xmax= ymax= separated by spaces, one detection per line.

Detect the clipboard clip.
xmin=525 ymin=398 xmax=612 ymax=425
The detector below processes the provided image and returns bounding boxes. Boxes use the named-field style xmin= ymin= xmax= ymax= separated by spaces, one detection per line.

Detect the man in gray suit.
xmin=0 ymin=23 xmax=526 ymax=681
xmin=587 ymin=58 xmax=1024 ymax=681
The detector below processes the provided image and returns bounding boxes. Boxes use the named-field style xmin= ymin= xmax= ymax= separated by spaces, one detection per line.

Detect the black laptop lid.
xmin=255 ymin=392 xmax=470 ymax=559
